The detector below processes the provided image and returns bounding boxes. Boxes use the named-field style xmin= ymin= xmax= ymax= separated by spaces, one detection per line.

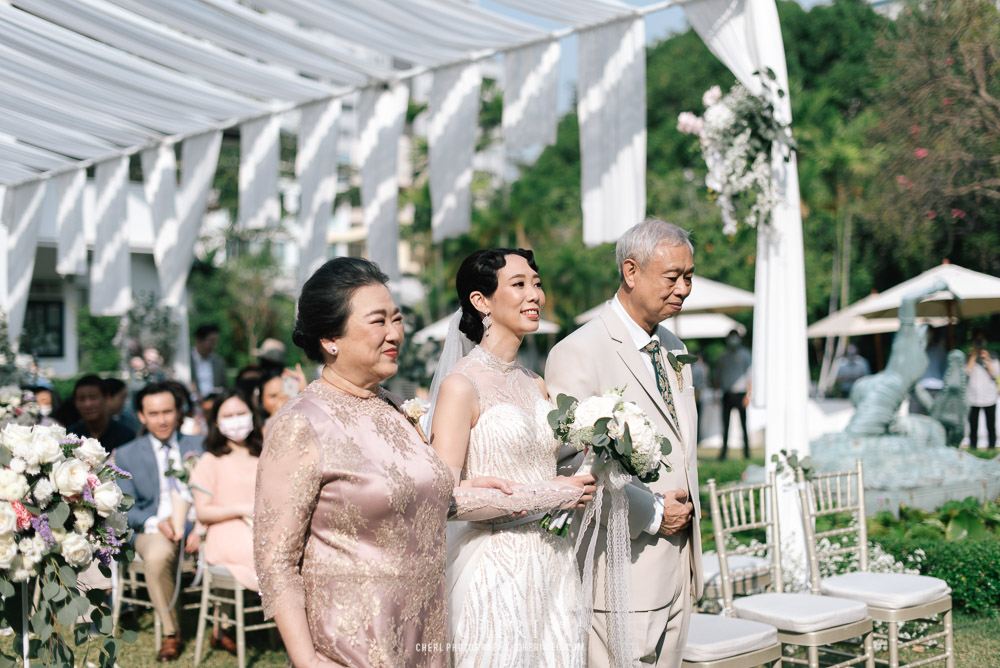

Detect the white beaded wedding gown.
xmin=445 ymin=346 xmax=587 ymax=668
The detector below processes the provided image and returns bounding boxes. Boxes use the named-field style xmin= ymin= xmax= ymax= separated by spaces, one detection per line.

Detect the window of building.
xmin=22 ymin=301 xmax=64 ymax=358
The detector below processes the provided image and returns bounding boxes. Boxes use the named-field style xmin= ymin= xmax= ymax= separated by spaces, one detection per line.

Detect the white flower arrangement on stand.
xmin=678 ymin=70 xmax=796 ymax=235
xmin=0 ymin=423 xmax=136 ymax=667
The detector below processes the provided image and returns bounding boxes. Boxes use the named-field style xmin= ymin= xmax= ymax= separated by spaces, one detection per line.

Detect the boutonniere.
xmin=400 ymin=398 xmax=431 ymax=443
xmin=666 ymin=351 xmax=698 ymax=390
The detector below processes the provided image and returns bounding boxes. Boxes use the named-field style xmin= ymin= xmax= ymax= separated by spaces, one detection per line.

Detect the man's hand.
xmin=157 ymin=519 xmax=179 ymax=542
xmin=184 ymin=533 xmax=201 ymax=555
xmin=657 ymin=489 xmax=693 ymax=536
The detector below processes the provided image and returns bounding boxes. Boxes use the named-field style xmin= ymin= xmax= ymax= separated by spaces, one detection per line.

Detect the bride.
xmin=429 ymin=249 xmax=596 ymax=667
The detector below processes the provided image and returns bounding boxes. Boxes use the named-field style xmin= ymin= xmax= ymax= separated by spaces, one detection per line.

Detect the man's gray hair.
xmin=615 ymin=218 xmax=693 ymax=277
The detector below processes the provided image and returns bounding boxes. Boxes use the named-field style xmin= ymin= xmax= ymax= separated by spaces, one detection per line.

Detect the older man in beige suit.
xmin=546 ymin=219 xmax=704 ymax=668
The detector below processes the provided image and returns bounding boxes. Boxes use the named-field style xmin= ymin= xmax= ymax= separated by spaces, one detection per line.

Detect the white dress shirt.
xmin=143 ymin=432 xmax=181 ymax=535
xmin=610 ymin=295 xmax=666 ymax=534
xmin=191 ymin=350 xmax=216 ymax=398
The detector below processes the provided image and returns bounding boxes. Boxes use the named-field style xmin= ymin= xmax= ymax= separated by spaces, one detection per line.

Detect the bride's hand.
xmin=554 ymin=474 xmax=598 ymax=507
xmin=462 ymin=476 xmax=516 ymax=494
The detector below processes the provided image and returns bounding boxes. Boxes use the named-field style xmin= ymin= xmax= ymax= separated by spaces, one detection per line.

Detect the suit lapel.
xmin=657 ymin=331 xmax=692 ymax=450
xmin=599 ymin=307 xmax=682 ymax=441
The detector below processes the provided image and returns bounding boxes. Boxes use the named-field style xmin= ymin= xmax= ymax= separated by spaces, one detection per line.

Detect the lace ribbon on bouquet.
xmin=573 ymin=451 xmax=635 ymax=668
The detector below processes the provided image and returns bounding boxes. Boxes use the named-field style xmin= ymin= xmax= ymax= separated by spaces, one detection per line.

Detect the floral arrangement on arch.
xmin=677 ymin=69 xmax=796 ymax=235
xmin=0 ymin=423 xmax=136 ymax=666
xmin=0 ymin=387 xmax=41 ymax=430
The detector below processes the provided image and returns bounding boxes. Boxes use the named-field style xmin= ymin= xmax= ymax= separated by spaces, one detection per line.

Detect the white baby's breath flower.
xmin=0 ymin=471 xmax=29 ymax=502
xmin=702 ymin=85 xmax=722 ymax=107
xmin=60 ymin=533 xmax=92 ymax=568
xmin=73 ymin=438 xmax=107 ymax=468
xmin=8 ymin=458 xmax=25 ymax=474
xmin=50 ymin=459 xmax=89 ymax=496
xmin=74 ymin=508 xmax=94 ymax=533
xmin=32 ymin=478 xmax=55 ymax=507
xmin=18 ymin=535 xmax=46 ymax=565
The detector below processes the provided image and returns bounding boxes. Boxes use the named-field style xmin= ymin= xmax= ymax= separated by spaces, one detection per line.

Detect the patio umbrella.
xmin=574 ymin=277 xmax=754 ymax=325
xmin=665 ymin=313 xmax=746 ymax=340
xmin=413 ymin=313 xmax=559 ymax=344
xmin=856 ymin=262 xmax=1000 ymax=320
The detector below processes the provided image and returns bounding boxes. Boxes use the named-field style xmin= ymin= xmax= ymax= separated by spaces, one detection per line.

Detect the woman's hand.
xmin=554 ymin=473 xmax=598 ymax=508
xmin=462 ymin=476 xmax=516 ymax=494
xmin=303 ymin=650 xmax=345 ymax=667
xmin=283 ymin=364 xmax=309 ymax=392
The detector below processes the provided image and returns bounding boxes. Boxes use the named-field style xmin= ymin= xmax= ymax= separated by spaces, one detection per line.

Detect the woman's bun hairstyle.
xmin=455 ymin=249 xmax=538 ymax=342
xmin=292 ymin=257 xmax=390 ymax=362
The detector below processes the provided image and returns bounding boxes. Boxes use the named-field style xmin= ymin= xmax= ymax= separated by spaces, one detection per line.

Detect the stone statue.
xmin=809 ymin=279 xmax=1000 ymax=514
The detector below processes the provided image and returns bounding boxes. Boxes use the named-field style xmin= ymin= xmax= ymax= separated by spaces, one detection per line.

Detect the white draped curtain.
xmin=4 ymin=179 xmax=47 ymax=341
xmin=239 ymin=114 xmax=281 ymax=230
xmin=503 ymin=40 xmax=561 ymax=163
xmin=296 ymin=98 xmax=341 ymax=287
xmin=578 ymin=17 xmax=647 ymax=247
xmin=53 ymin=168 xmax=87 ymax=277
xmin=89 ymin=155 xmax=131 ymax=317
xmin=358 ymin=84 xmax=408 ymax=281
xmin=684 ymin=0 xmax=810 ymax=582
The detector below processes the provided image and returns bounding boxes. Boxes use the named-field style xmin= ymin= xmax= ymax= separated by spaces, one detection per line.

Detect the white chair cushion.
xmin=702 ymin=553 xmax=770 ymax=585
xmin=821 ymin=573 xmax=951 ymax=609
xmin=683 ymin=613 xmax=778 ymax=662
xmin=733 ymin=593 xmax=868 ymax=633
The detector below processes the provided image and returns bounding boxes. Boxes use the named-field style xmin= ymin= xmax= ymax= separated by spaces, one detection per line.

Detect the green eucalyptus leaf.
xmin=676 ymin=354 xmax=698 ymax=365
xmin=74 ymin=623 xmax=90 ymax=646
xmin=0 ymin=449 xmax=11 ymax=467
xmin=96 ymin=611 xmax=114 ymax=635
xmin=50 ymin=585 xmax=68 ymax=603
xmin=56 ymin=601 xmax=78 ymax=627
xmin=621 ymin=424 xmax=633 ymax=457
xmin=592 ymin=434 xmax=610 ymax=448
xmin=86 ymin=588 xmax=106 ymax=606
xmin=660 ymin=438 xmax=672 ymax=456
xmin=547 ymin=411 xmax=562 ymax=431
xmin=41 ymin=580 xmax=60 ymax=601
xmin=593 ymin=417 xmax=610 ymax=435
xmin=120 ymin=494 xmax=135 ymax=511
xmin=121 ymin=629 xmax=138 ymax=644
xmin=0 ymin=654 xmax=16 ymax=668
xmin=58 ymin=565 xmax=77 ymax=588
xmin=47 ymin=502 xmax=70 ymax=529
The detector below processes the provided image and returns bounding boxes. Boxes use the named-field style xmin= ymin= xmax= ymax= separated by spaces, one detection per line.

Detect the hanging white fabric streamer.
xmin=239 ymin=114 xmax=281 ymax=230
xmin=5 ymin=179 xmax=47 ymax=341
xmin=53 ymin=168 xmax=87 ymax=277
xmin=429 ymin=62 xmax=480 ymax=242
xmin=297 ymin=98 xmax=341 ymax=287
xmin=578 ymin=17 xmax=647 ymax=247
xmin=358 ymin=84 xmax=408 ymax=280
xmin=89 ymin=155 xmax=131 ymax=316
xmin=503 ymin=40 xmax=561 ymax=164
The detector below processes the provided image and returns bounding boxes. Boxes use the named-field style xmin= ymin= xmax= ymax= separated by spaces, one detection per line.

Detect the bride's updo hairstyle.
xmin=293 ymin=257 xmax=390 ymax=362
xmin=456 ymin=248 xmax=539 ymax=342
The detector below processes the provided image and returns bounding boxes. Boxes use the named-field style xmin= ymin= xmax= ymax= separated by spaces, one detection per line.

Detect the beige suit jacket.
xmin=545 ymin=303 xmax=704 ymax=612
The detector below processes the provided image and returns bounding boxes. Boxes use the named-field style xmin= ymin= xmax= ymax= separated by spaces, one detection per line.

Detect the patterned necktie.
xmin=642 ymin=340 xmax=679 ymax=427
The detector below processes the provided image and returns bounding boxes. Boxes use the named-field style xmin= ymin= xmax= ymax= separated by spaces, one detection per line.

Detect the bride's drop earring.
xmin=482 ymin=312 xmax=492 ymax=338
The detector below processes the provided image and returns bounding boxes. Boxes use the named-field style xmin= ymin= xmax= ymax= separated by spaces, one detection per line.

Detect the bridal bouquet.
xmin=0 ymin=423 xmax=136 ymax=666
xmin=540 ymin=389 xmax=671 ymax=535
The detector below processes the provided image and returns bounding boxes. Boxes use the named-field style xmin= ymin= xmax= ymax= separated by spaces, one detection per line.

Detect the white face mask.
xmin=38 ymin=405 xmax=52 ymax=417
xmin=217 ymin=413 xmax=254 ymax=442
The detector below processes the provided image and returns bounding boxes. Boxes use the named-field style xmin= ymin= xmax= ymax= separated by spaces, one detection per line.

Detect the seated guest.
xmin=234 ymin=365 xmax=264 ymax=404
xmin=191 ymin=389 xmax=262 ymax=655
xmin=67 ymin=375 xmax=135 ymax=453
xmin=115 ymin=383 xmax=204 ymax=662
xmin=101 ymin=377 xmax=141 ymax=434
xmin=30 ymin=386 xmax=61 ymax=426
xmin=190 ymin=324 xmax=227 ymax=402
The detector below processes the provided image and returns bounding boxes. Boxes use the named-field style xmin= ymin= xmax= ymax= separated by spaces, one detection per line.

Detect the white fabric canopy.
xmin=239 ymin=115 xmax=282 ymax=230
xmin=5 ymin=180 xmax=47 ymax=341
xmin=358 ymin=84 xmax=409 ymax=281
xmin=578 ymin=17 xmax=648 ymax=246
xmin=53 ymin=168 xmax=87 ymax=277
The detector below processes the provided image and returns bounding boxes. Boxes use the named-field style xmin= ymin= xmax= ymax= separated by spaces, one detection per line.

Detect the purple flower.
xmin=106 ymin=463 xmax=132 ymax=479
xmin=83 ymin=487 xmax=95 ymax=505
xmin=31 ymin=514 xmax=55 ymax=549
xmin=104 ymin=527 xmax=124 ymax=549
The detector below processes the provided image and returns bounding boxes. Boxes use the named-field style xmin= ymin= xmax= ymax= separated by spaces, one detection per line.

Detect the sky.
xmin=479 ymin=0 xmax=831 ymax=112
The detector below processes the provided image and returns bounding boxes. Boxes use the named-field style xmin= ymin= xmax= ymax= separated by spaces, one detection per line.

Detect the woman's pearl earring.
xmin=330 ymin=345 xmax=338 ymax=355
xmin=482 ymin=312 xmax=492 ymax=338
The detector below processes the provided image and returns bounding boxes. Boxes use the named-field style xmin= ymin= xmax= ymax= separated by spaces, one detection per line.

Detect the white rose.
xmin=0 ymin=503 xmax=17 ymax=536
xmin=30 ymin=431 xmax=64 ymax=465
xmin=92 ymin=482 xmax=123 ymax=518
xmin=45 ymin=425 xmax=68 ymax=442
xmin=50 ymin=459 xmax=90 ymax=496
xmin=1 ymin=424 xmax=33 ymax=453
xmin=572 ymin=395 xmax=620 ymax=430
xmin=74 ymin=508 xmax=94 ymax=533
xmin=73 ymin=438 xmax=107 ymax=468
xmin=0 ymin=535 xmax=17 ymax=569
xmin=18 ymin=535 xmax=46 ymax=565
xmin=60 ymin=532 xmax=93 ymax=569
xmin=0 ymin=470 xmax=30 ymax=502
xmin=32 ymin=478 xmax=55 ymax=507
xmin=104 ymin=511 xmax=128 ymax=536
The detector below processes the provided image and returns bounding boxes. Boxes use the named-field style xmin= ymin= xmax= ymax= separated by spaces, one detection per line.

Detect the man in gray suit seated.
xmin=115 ymin=383 xmax=204 ymax=662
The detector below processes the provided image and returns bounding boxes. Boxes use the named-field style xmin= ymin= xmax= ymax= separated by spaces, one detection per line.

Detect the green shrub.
xmin=875 ymin=536 xmax=1000 ymax=613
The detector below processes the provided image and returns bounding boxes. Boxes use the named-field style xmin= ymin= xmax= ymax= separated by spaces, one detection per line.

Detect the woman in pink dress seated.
xmin=191 ymin=389 xmax=262 ymax=653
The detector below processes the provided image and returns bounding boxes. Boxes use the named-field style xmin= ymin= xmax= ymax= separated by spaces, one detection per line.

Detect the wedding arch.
xmin=0 ymin=0 xmax=809 ymax=478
